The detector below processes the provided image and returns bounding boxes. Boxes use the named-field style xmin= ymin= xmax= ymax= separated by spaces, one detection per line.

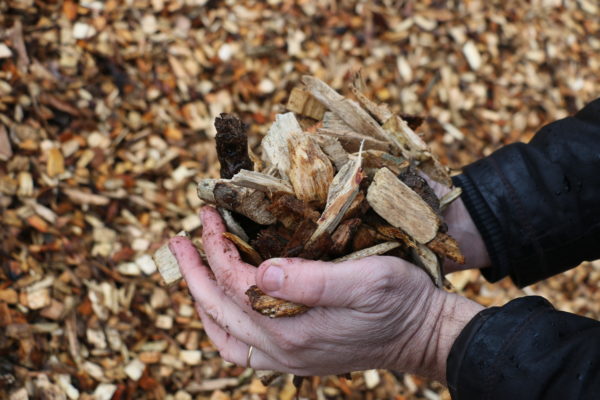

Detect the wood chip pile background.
xmin=0 ymin=1 xmax=599 ymax=399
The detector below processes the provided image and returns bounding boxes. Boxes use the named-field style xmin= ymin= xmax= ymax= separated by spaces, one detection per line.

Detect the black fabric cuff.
xmin=452 ymin=173 xmax=510 ymax=282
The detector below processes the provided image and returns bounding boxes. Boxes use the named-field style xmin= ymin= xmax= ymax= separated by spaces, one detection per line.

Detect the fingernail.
xmin=262 ymin=265 xmax=284 ymax=292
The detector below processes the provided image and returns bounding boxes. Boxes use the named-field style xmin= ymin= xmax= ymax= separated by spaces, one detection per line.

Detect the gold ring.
xmin=246 ymin=345 xmax=254 ymax=369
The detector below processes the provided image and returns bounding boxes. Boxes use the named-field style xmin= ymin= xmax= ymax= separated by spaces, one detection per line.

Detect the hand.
xmin=169 ymin=206 xmax=483 ymax=382
xmin=426 ymin=178 xmax=491 ymax=274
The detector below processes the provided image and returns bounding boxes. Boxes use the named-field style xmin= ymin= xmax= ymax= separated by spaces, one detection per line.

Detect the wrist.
xmin=396 ymin=289 xmax=483 ymax=383
xmin=442 ymin=197 xmax=491 ymax=273
xmin=426 ymin=292 xmax=484 ymax=383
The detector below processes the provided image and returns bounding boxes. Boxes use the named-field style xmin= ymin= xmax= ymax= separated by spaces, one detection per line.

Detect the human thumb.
xmin=255 ymin=257 xmax=378 ymax=308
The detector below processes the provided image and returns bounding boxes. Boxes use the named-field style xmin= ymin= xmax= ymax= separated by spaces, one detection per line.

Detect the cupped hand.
xmin=169 ymin=206 xmax=483 ymax=382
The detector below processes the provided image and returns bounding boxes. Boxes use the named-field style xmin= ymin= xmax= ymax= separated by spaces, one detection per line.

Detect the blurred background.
xmin=0 ymin=0 xmax=598 ymax=399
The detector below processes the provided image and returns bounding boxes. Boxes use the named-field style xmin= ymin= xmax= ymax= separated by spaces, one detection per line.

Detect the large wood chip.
xmin=366 ymin=168 xmax=440 ymax=243
xmin=287 ymin=132 xmax=334 ymax=206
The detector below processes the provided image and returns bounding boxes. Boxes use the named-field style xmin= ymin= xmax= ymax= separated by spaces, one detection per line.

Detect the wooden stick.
xmin=213 ymin=182 xmax=276 ymax=225
xmin=333 ymin=241 xmax=401 ymax=263
xmin=231 ymin=169 xmax=294 ymax=196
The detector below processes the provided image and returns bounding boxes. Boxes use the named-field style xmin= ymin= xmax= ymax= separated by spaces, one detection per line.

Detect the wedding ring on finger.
xmin=247 ymin=345 xmax=254 ymax=369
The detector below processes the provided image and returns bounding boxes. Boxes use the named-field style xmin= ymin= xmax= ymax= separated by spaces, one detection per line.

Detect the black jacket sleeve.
xmin=453 ymin=98 xmax=600 ymax=287
xmin=447 ymin=296 xmax=600 ymax=400
xmin=446 ymin=99 xmax=600 ymax=399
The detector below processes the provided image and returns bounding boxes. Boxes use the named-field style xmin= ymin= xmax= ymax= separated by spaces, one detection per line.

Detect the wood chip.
xmin=367 ymin=168 xmax=440 ymax=243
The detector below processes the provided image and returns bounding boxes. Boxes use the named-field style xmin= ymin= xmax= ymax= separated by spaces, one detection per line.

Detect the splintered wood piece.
xmin=213 ymin=182 xmax=276 ymax=225
xmin=426 ymin=232 xmax=465 ymax=264
xmin=246 ymin=285 xmax=309 ymax=318
xmin=439 ymin=187 xmax=463 ymax=212
xmin=382 ymin=115 xmax=452 ymax=186
xmin=217 ymin=207 xmax=249 ymax=242
xmin=302 ymin=76 xmax=390 ymax=142
xmin=231 ymin=169 xmax=294 ymax=196
xmin=350 ymin=83 xmax=392 ymax=123
xmin=367 ymin=168 xmax=440 ymax=244
xmin=361 ymin=150 xmax=409 ymax=175
xmin=197 ymin=179 xmax=218 ymax=203
xmin=154 ymin=231 xmax=189 ymax=285
xmin=287 ymin=132 xmax=334 ymax=206
xmin=311 ymin=134 xmax=349 ymax=170
xmin=330 ymin=218 xmax=362 ymax=256
xmin=261 ymin=112 xmax=302 ymax=178
xmin=412 ymin=244 xmax=444 ymax=288
xmin=307 ymin=149 xmax=363 ymax=245
xmin=286 ymin=86 xmax=327 ymax=120
xmin=222 ymin=232 xmax=263 ymax=266
xmin=214 ymin=114 xmax=254 ymax=179
xmin=333 ymin=241 xmax=401 ymax=263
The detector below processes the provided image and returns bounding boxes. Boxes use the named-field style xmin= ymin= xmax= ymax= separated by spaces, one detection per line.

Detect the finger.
xmin=255 ymin=256 xmax=408 ymax=308
xmin=197 ymin=306 xmax=288 ymax=371
xmin=169 ymin=236 xmax=270 ymax=345
xmin=200 ymin=206 xmax=256 ymax=300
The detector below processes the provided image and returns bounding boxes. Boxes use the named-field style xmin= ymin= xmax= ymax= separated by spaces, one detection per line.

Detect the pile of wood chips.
xmin=1 ymin=0 xmax=599 ymax=399
xmin=159 ymin=75 xmax=466 ymax=320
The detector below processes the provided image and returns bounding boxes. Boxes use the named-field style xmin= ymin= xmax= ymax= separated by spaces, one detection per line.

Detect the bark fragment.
xmin=246 ymin=286 xmax=309 ymax=318
xmin=214 ymin=114 xmax=253 ymax=179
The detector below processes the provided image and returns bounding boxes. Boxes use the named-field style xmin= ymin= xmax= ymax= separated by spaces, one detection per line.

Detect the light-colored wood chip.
xmin=287 ymin=132 xmax=334 ymax=206
xmin=367 ymin=168 xmax=440 ymax=244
